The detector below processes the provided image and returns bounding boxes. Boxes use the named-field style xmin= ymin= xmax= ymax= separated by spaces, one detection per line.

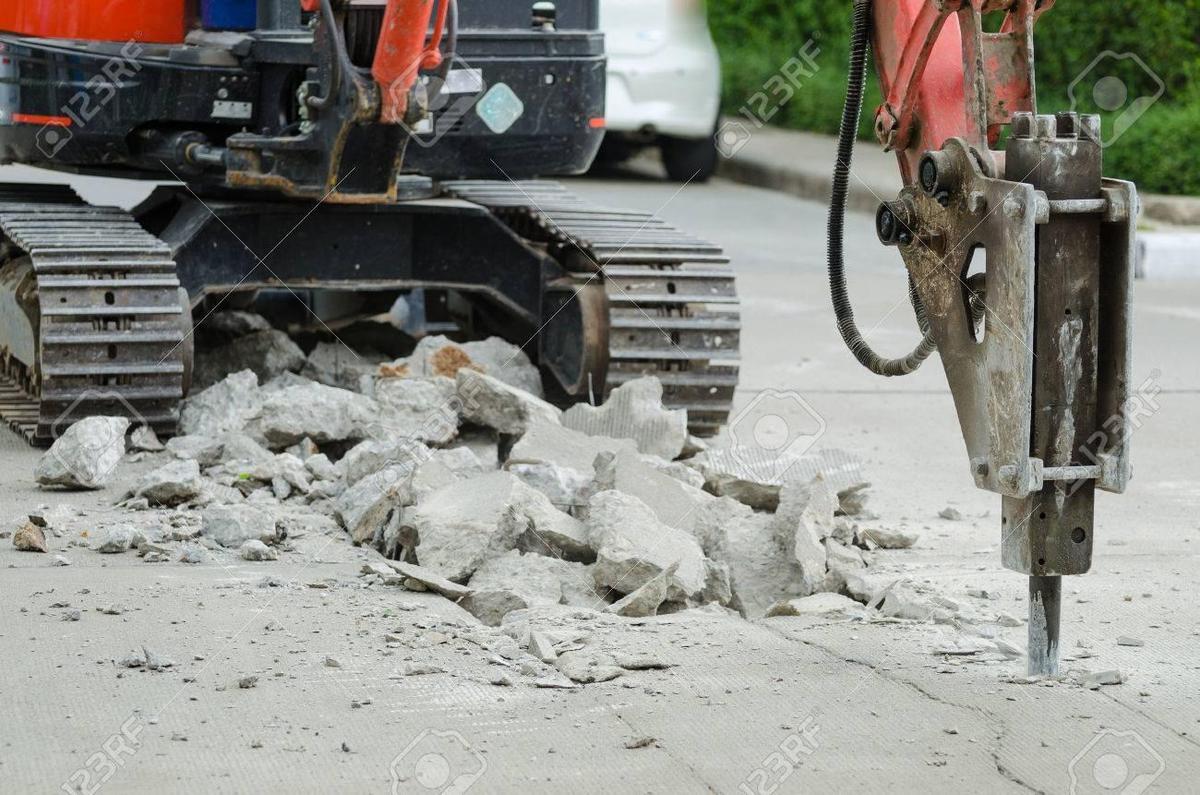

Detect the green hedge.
xmin=709 ymin=0 xmax=1200 ymax=195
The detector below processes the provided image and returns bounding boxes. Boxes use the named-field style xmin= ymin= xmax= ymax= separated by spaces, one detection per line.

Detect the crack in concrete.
xmin=612 ymin=712 xmax=720 ymax=793
xmin=758 ymin=621 xmax=1043 ymax=793
xmin=1100 ymin=691 xmax=1200 ymax=750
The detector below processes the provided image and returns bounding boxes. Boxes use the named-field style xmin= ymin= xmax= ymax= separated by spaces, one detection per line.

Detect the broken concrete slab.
xmin=507 ymin=461 xmax=590 ymax=515
xmin=509 ymin=418 xmax=639 ymax=473
xmin=337 ymin=438 xmax=432 ymax=486
xmin=35 ymin=416 xmax=130 ymax=490
xmin=585 ymin=490 xmax=707 ymax=601
xmin=456 ymin=368 xmax=561 ymax=435
xmin=179 ymin=370 xmax=263 ymax=438
xmin=513 ymin=483 xmax=594 ymax=564
xmin=590 ymin=449 xmax=714 ymax=536
xmin=685 ymin=447 xmax=867 ymax=511
xmin=384 ymin=560 xmax=472 ymax=600
xmin=713 ymin=506 xmax=803 ymax=619
xmin=406 ymin=471 xmax=529 ymax=582
xmin=459 ymin=550 xmax=588 ymax=625
xmin=771 ymin=475 xmax=837 ymax=595
xmin=561 ymin=376 xmax=686 ymax=460
xmin=259 ymin=380 xmax=376 ymax=446
xmin=366 ymin=376 xmax=459 ymax=445
xmin=193 ymin=329 xmax=305 ymax=390
xmin=133 ymin=459 xmax=204 ymax=506
xmin=201 ymin=504 xmax=281 ymax=548
xmin=407 ymin=447 xmax=490 ymax=505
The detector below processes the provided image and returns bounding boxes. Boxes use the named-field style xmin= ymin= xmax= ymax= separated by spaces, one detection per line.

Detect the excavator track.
xmin=0 ymin=184 xmax=187 ymax=444
xmin=444 ymin=181 xmax=740 ymax=435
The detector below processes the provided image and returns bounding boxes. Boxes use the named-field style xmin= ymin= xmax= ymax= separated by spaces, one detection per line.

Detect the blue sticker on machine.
xmin=475 ymin=83 xmax=524 ymax=134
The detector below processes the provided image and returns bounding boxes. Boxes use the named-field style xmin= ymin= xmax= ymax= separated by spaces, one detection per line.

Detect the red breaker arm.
xmin=870 ymin=0 xmax=1053 ymax=183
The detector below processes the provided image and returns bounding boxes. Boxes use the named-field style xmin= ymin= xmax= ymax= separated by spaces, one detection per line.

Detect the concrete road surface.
xmin=1 ymin=164 xmax=1197 ymax=793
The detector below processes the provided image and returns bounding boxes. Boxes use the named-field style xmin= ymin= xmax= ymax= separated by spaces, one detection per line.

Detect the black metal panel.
xmin=143 ymin=188 xmax=560 ymax=329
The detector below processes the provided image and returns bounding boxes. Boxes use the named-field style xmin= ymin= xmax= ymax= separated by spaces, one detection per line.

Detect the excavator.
xmin=0 ymin=0 xmax=741 ymax=443
xmin=827 ymin=0 xmax=1138 ymax=676
xmin=0 ymin=0 xmax=1136 ymax=678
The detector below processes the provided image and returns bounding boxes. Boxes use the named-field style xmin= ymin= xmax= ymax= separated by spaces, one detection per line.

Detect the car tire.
xmin=660 ymin=133 xmax=718 ymax=183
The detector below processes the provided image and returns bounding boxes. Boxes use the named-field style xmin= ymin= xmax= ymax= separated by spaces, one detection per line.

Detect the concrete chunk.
xmin=406 ymin=471 xmax=528 ymax=582
xmin=179 ymin=370 xmax=262 ymax=437
xmin=456 ymin=368 xmax=561 ymax=435
xmin=585 ymin=490 xmax=706 ymax=601
xmin=35 ymin=416 xmax=130 ymax=490
xmin=510 ymin=419 xmax=639 ymax=473
xmin=201 ymin=504 xmax=281 ymax=548
xmin=259 ymin=381 xmax=376 ymax=446
xmin=133 ymin=459 xmax=204 ymax=506
xmin=562 ymin=376 xmax=686 ymax=460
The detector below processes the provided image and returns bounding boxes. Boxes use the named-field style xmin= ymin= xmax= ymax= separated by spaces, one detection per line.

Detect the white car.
xmin=598 ymin=0 xmax=722 ymax=181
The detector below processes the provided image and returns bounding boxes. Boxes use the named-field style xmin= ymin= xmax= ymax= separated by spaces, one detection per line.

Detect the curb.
xmin=717 ymin=137 xmax=1200 ymax=228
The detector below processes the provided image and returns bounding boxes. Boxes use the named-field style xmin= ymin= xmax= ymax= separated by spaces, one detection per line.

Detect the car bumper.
xmin=604 ymin=43 xmax=719 ymax=139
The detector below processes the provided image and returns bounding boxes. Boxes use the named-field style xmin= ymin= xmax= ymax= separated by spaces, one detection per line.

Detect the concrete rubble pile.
xmin=21 ymin=314 xmax=986 ymax=684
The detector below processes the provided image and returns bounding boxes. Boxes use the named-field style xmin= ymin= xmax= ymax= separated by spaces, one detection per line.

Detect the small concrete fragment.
xmin=12 ymin=522 xmax=47 ymax=553
xmin=35 ymin=416 xmax=130 ymax=490
xmin=938 ymin=507 xmax=963 ymax=521
xmin=93 ymin=525 xmax=137 ymax=554
xmin=133 ymin=459 xmax=204 ymax=506
xmin=859 ymin=527 xmax=919 ymax=550
xmin=555 ymin=649 xmax=622 ymax=684
xmin=202 ymin=504 xmax=281 ymax=548
xmin=561 ymin=376 xmax=686 ymax=460
xmin=765 ymin=593 xmax=865 ymax=619
xmin=240 ymin=539 xmax=278 ymax=561
xmin=607 ymin=563 xmax=677 ymax=617
xmin=166 ymin=434 xmax=225 ymax=466
xmin=456 ymin=368 xmax=560 ymax=435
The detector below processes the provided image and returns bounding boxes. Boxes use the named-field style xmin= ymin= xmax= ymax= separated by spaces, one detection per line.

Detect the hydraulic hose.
xmin=827 ymin=0 xmax=936 ymax=376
